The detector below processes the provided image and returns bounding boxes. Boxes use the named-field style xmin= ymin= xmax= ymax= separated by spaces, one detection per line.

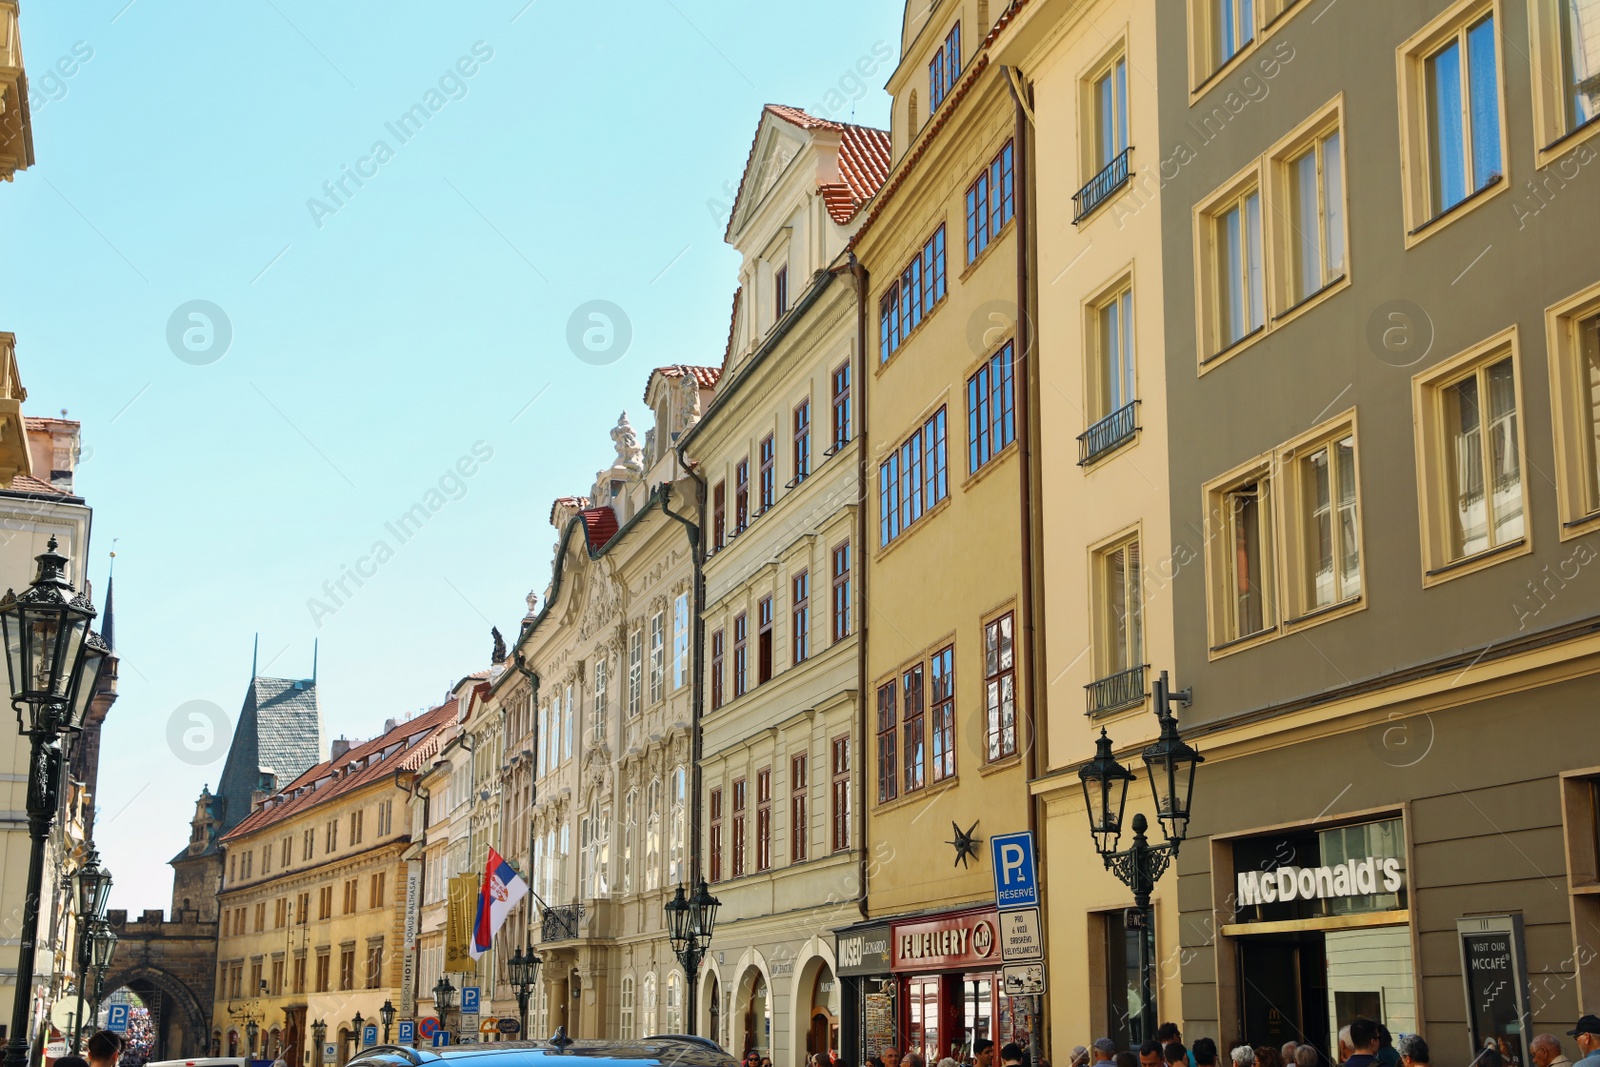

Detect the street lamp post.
xmin=87 ymin=918 xmax=118 ymax=1034
xmin=71 ymin=846 xmax=113 ymax=1052
xmin=351 ymin=1013 xmax=364 ymax=1057
xmin=246 ymin=1020 xmax=260 ymax=1058
xmin=507 ymin=941 xmax=541 ymax=1038
xmin=310 ymin=1019 xmax=326 ymax=1067
xmin=0 ymin=538 xmax=110 ymax=1067
xmin=433 ymin=976 xmax=456 ymax=1041
xmin=664 ymin=879 xmax=720 ymax=1038
xmin=379 ymin=1001 xmax=395 ymax=1046
xmin=1078 ymin=671 xmax=1203 ymax=1045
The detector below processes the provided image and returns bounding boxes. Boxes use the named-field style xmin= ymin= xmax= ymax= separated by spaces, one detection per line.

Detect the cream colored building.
xmin=213 ymin=702 xmax=452 ymax=1065
xmin=679 ymin=103 xmax=884 ymax=1065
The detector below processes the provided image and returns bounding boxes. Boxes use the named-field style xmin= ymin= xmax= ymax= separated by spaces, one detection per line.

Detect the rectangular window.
xmin=930 ymin=22 xmax=962 ymax=110
xmin=1415 ymin=331 xmax=1526 ymax=578
xmin=985 ymin=613 xmax=1017 ymax=761
xmin=594 ymin=657 xmax=609 ymax=740
xmin=1094 ymin=536 xmax=1145 ymax=688
xmin=564 ymin=684 xmax=574 ymax=759
xmin=339 ymin=948 xmax=355 ymax=991
xmin=733 ymin=613 xmax=749 ymax=697
xmin=968 ymin=342 xmax=1017 ymax=472
xmin=792 ymin=571 xmax=810 ymax=665
xmin=1094 ymin=283 xmax=1137 ymax=425
xmin=649 ymin=611 xmax=665 ymax=704
xmin=831 ymin=362 xmax=852 ymax=452
xmin=929 ymin=645 xmax=956 ymax=783
xmin=775 ymin=264 xmax=789 ymax=318
xmin=732 ymin=779 xmax=747 ymax=878
xmin=758 ymin=596 xmax=774 ymax=683
xmin=1209 ymin=0 xmax=1257 ymax=76
xmin=879 ymin=226 xmax=948 ymax=362
xmin=736 ymin=458 xmax=750 ymax=532
xmin=879 ymin=407 xmax=949 ymax=544
xmin=274 ymin=898 xmax=287 ymax=928
xmin=876 ymin=680 xmax=898 ymax=804
xmin=1290 ymin=432 xmax=1362 ymax=615
xmin=791 ymin=754 xmax=809 ymax=863
xmin=1532 ymin=0 xmax=1600 ymax=157
xmin=673 ymin=592 xmax=689 ymax=690
xmin=281 ymin=836 xmax=291 ymax=868
xmin=369 ymin=871 xmax=386 ymax=908
xmin=315 ymin=952 xmax=330 ymax=993
xmin=756 ymin=769 xmax=773 ymax=871
xmin=628 ymin=627 xmax=643 ymax=717
xmin=366 ymin=942 xmax=384 ymax=989
xmin=1215 ymin=469 xmax=1277 ymax=644
xmin=831 ymin=543 xmax=852 ymax=642
xmin=1549 ymin=285 xmax=1600 ymax=534
xmin=350 ymin=808 xmax=363 ymax=845
xmin=293 ymin=955 xmax=306 ymax=995
xmin=303 ymin=828 xmax=313 ymax=861
xmin=1206 ymin=181 xmax=1265 ymax=355
xmin=343 ymin=879 xmax=358 ymax=914
xmin=759 ymin=435 xmax=776 ymax=513
xmin=318 ymin=885 xmax=332 ymax=920
xmin=711 ymin=628 xmax=725 ymax=710
xmin=1282 ymin=126 xmax=1346 ymax=304
xmin=793 ymin=400 xmax=811 ymax=484
xmin=709 ymin=787 xmax=724 ymax=882
xmin=326 ymin=820 xmax=338 ymax=853
xmin=713 ymin=481 xmax=726 ymax=551
xmin=831 ymin=736 xmax=851 ymax=852
xmin=1093 ymin=53 xmax=1130 ymax=172
xmin=254 ymin=902 xmax=266 ymax=932
xmin=965 ymin=140 xmax=1015 ymax=263
xmin=296 ymin=891 xmax=309 ymax=925
xmin=902 ymin=662 xmax=926 ymax=794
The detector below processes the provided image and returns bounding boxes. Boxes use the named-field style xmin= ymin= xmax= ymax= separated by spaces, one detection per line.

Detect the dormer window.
xmin=775 ymin=265 xmax=789 ymax=320
xmin=930 ymin=22 xmax=962 ymax=111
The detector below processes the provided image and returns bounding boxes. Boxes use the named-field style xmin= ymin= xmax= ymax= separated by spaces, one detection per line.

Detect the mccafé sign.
xmin=891 ymin=909 xmax=999 ymax=971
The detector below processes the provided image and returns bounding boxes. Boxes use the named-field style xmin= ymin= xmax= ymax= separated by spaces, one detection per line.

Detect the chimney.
xmin=331 ymin=737 xmax=350 ymax=761
xmin=384 ymin=717 xmax=398 ymax=734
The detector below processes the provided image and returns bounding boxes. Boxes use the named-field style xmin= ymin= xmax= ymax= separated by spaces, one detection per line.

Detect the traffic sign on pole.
xmin=107 ymin=1005 xmax=130 ymax=1034
xmin=990 ymin=831 xmax=1039 ymax=909
xmin=397 ymin=1021 xmax=416 ymax=1045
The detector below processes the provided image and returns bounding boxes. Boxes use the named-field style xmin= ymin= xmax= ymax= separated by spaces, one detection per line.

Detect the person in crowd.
xmin=1376 ymin=1027 xmax=1400 ymax=1067
xmin=1475 ymin=1045 xmax=1504 ymax=1067
xmin=938 ymin=1057 xmax=961 ymax=1067
xmin=1294 ymin=1045 xmax=1319 ymax=1067
xmin=1113 ymin=1054 xmax=1137 ymax=1067
xmin=1398 ymin=1035 xmax=1429 ymax=1067
xmin=1531 ymin=1035 xmax=1570 ymax=1067
xmin=973 ymin=1040 xmax=994 ymax=1067
xmin=744 ymin=1052 xmax=761 ymax=1067
xmin=903 ymin=1053 xmax=928 ymax=1067
xmin=1231 ymin=1047 xmax=1256 ymax=1067
xmin=1140 ymin=1042 xmax=1165 ymax=1067
xmin=1193 ymin=1038 xmax=1218 ymax=1067
xmin=1282 ymin=1045 xmax=1299 ymax=1067
xmin=1256 ymin=1046 xmax=1282 ymax=1067
xmin=762 ymin=1056 xmax=774 ymax=1067
xmin=867 ymin=1058 xmax=886 ymax=1067
xmin=1165 ymin=1045 xmax=1188 ymax=1067
xmin=58 ymin=1057 xmax=90 ymax=1067
xmin=1159 ymin=1025 xmax=1198 ymax=1067
xmin=87 ymin=1031 xmax=125 ymax=1067
xmin=1070 ymin=1048 xmax=1088 ymax=1067
xmin=1001 ymin=1046 xmax=1025 ymax=1067
xmin=1344 ymin=1018 xmax=1382 ymax=1067
xmin=1338 ymin=1028 xmax=1353 ymax=1065
xmin=1092 ymin=1041 xmax=1117 ymax=1066
xmin=883 ymin=1050 xmax=900 ymax=1067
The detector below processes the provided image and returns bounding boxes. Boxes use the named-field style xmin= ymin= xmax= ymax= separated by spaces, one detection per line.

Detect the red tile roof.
xmin=644 ymin=364 xmax=722 ymax=404
xmin=221 ymin=700 xmax=458 ymax=841
xmin=25 ymin=417 xmax=79 ymax=431
xmin=3 ymin=473 xmax=67 ymax=496
xmin=548 ymin=495 xmax=592 ymax=527
xmin=725 ymin=105 xmax=891 ymax=238
xmin=579 ymin=506 xmax=620 ymax=552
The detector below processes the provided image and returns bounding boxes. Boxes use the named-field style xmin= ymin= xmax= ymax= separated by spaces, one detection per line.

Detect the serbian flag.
xmin=470 ymin=847 xmax=529 ymax=960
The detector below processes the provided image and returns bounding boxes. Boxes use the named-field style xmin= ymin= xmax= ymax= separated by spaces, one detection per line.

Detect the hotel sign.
xmin=891 ymin=909 xmax=998 ymax=971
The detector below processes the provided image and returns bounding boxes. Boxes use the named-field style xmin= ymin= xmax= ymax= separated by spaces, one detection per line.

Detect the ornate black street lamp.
xmin=433 ymin=976 xmax=456 ymax=1038
xmin=246 ymin=1019 xmax=260 ymax=1057
xmin=71 ymin=847 xmax=113 ymax=1052
xmin=664 ymin=879 xmax=719 ymax=1037
xmin=87 ymin=917 xmax=118 ymax=1033
xmin=507 ymin=941 xmax=541 ymax=1038
xmin=351 ymin=1012 xmax=364 ymax=1055
xmin=1078 ymin=671 xmax=1203 ymax=1045
xmin=310 ymin=1019 xmax=326 ymax=1067
xmin=0 ymin=538 xmax=109 ymax=1067
xmin=379 ymin=1001 xmax=395 ymax=1045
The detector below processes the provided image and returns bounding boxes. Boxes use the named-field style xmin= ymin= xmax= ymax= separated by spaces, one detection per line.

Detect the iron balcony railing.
xmin=540 ymin=903 xmax=584 ymax=943
xmin=1085 ymin=664 xmax=1148 ymax=716
xmin=1078 ymin=400 xmax=1140 ymax=465
xmin=1073 ymin=147 xmax=1133 ymax=223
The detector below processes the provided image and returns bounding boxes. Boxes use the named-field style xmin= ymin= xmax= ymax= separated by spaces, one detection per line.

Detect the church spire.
xmin=100 ymin=550 xmax=116 ymax=652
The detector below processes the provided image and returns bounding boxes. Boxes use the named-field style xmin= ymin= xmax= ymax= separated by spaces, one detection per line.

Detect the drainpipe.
xmin=846 ymin=250 xmax=871 ymax=923
xmin=660 ymin=473 xmax=706 ymax=887
xmin=1004 ymin=63 xmax=1048 ymax=1063
xmin=514 ymin=653 xmax=541 ymax=948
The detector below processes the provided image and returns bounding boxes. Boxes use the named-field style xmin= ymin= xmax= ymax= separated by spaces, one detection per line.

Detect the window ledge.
xmin=873 ymin=492 xmax=954 ymax=564
xmin=1207 ymin=624 xmax=1281 ymax=660
xmin=961 ymin=439 xmax=1019 ymax=491
xmin=1536 ymin=114 xmax=1600 ymax=169
xmin=1422 ymin=536 xmax=1530 ymax=587
xmin=977 ymin=752 xmax=1024 ymax=778
xmin=876 ymin=295 xmax=949 ymax=376
xmin=1198 ymin=324 xmax=1266 ymax=375
xmin=1283 ymin=593 xmax=1364 ymax=634
xmin=1404 ymin=174 xmax=1506 ymax=249
xmin=960 ymin=217 xmax=1015 ymax=281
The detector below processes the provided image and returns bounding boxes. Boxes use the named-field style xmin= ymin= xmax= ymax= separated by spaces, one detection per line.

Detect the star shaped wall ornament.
xmin=947 ymin=820 xmax=982 ymax=868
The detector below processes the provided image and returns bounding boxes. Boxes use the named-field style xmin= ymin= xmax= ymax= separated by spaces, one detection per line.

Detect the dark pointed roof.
xmin=207 ymin=676 xmax=323 ymax=853
xmin=100 ymin=573 xmax=114 ymax=651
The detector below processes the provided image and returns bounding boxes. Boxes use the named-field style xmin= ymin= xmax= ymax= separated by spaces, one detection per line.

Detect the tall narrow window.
xmin=985 ymin=613 xmax=1017 ymax=761
xmin=791 ymin=754 xmax=808 ymax=863
xmin=1094 ymin=536 xmax=1145 ymax=689
xmin=1093 ymin=54 xmax=1130 ymax=171
xmin=831 ymin=543 xmax=852 ymax=642
xmin=831 ymin=736 xmax=851 ymax=852
xmin=759 ymin=434 xmax=776 ymax=512
xmin=929 ymin=646 xmax=956 ymax=782
xmin=831 ymin=362 xmax=852 ymax=451
xmin=736 ymin=459 xmax=750 ymax=532
xmin=673 ymin=592 xmax=689 ymax=690
xmin=563 ymin=683 xmax=574 ymax=760
xmin=732 ymin=778 xmax=748 ymax=878
xmin=1211 ymin=0 xmax=1256 ymax=71
xmin=1222 ymin=474 xmax=1276 ymax=641
xmin=628 ymin=627 xmax=643 ymax=717
xmin=968 ymin=342 xmax=1016 ymax=472
xmin=1286 ymin=127 xmax=1345 ymax=303
xmin=1441 ymin=356 xmax=1523 ymax=560
xmin=713 ymin=480 xmax=726 ymax=551
xmin=594 ymin=657 xmax=608 ymax=742
xmin=711 ymin=628 xmax=726 ymax=711
xmin=756 ymin=768 xmax=773 ymax=872
xmin=965 ymin=140 xmax=1015 ymax=263
xmin=1559 ymin=0 xmax=1600 ymax=132
xmin=1549 ymin=289 xmax=1600 ymax=532
xmin=902 ymin=662 xmax=926 ymax=794
xmin=1424 ymin=12 xmax=1501 ymax=216
xmin=645 ymin=781 xmax=661 ymax=891
xmin=930 ymin=22 xmax=962 ymax=110
xmin=620 ymin=976 xmax=636 ymax=1041
xmin=669 ymin=765 xmax=686 ymax=884
xmin=1214 ymin=186 xmax=1264 ymax=351
xmin=1297 ymin=434 xmax=1361 ymax=611
xmin=792 ymin=571 xmax=810 ymax=665
xmin=733 ymin=613 xmax=749 ymax=698
xmin=758 ymin=596 xmax=774 ymax=683
xmin=709 ymin=787 xmax=724 ymax=882
xmin=1097 ymin=285 xmax=1137 ymax=421
xmin=623 ymin=788 xmax=637 ymax=894
xmin=876 ymin=680 xmax=898 ymax=804
xmin=649 ymin=611 xmax=665 ymax=704
xmin=793 ymin=400 xmax=811 ymax=484
xmin=775 ymin=264 xmax=789 ymax=319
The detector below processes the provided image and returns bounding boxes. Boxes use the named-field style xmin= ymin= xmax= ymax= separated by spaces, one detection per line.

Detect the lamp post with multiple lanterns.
xmin=1 ymin=537 xmax=111 ymax=1067
xmin=85 ymin=919 xmax=118 ymax=1040
xmin=380 ymin=1000 xmax=395 ymax=1045
xmin=311 ymin=1019 xmax=327 ymax=1067
xmin=1078 ymin=670 xmax=1204 ymax=1045
xmin=71 ymin=846 xmax=113 ymax=1052
xmin=507 ymin=941 xmax=541 ymax=1038
xmin=664 ymin=879 xmax=719 ymax=1038
xmin=433 ymin=976 xmax=456 ymax=1040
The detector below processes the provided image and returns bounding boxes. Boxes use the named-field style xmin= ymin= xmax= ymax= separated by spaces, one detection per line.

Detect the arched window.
xmin=666 ymin=972 xmax=683 ymax=1034
xmin=645 ymin=780 xmax=662 ymax=891
xmin=641 ymin=972 xmax=659 ymax=1036
xmin=620 ymin=975 xmax=636 ymax=1040
xmin=581 ymin=795 xmax=611 ymax=898
xmin=669 ymin=765 xmax=687 ymax=884
xmin=623 ymin=788 xmax=638 ymax=895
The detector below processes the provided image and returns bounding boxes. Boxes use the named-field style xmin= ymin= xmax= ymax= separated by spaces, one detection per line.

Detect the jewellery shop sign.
xmin=891 ymin=909 xmax=999 ymax=972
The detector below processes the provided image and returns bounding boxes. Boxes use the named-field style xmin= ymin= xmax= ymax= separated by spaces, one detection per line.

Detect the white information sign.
xmin=999 ymin=907 xmax=1044 ymax=962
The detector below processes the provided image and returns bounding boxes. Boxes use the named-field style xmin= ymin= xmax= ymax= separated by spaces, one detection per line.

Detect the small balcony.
xmin=540 ymin=903 xmax=584 ymax=943
xmin=1085 ymin=664 xmax=1148 ymax=717
xmin=1077 ymin=400 xmax=1139 ymax=465
xmin=1073 ymin=147 xmax=1132 ymax=223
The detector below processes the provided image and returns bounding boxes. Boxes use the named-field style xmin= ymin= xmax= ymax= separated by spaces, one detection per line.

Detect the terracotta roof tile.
xmin=642 ymin=364 xmax=722 ymax=403
xmin=2 ymin=473 xmax=68 ymax=496
xmin=725 ymin=105 xmax=892 ymax=239
xmin=579 ymin=506 xmax=620 ymax=552
xmin=548 ymin=495 xmax=592 ymax=527
xmin=25 ymin=417 xmax=79 ymax=430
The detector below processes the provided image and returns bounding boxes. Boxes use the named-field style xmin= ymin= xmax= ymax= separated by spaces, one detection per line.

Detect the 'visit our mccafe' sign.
xmin=891 ymin=910 xmax=999 ymax=971
xmin=1237 ymin=855 xmax=1404 ymax=906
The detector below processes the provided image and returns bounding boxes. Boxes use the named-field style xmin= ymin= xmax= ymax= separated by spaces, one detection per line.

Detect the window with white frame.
xmin=669 ymin=764 xmax=687 ymax=884
xmin=665 ymin=973 xmax=683 ymax=1034
xmin=649 ymin=612 xmax=665 ymax=704
xmin=645 ymin=780 xmax=662 ymax=891
xmin=672 ymin=593 xmax=689 ymax=689
xmin=620 ymin=976 xmax=636 ymax=1041
xmin=641 ymin=973 xmax=658 ymax=1036
xmin=593 ymin=657 xmax=608 ymax=742
xmin=628 ymin=627 xmax=642 ymax=717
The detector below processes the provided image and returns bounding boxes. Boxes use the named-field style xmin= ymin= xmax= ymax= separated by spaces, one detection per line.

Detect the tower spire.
xmin=252 ymin=633 xmax=259 ymax=678
xmin=101 ymin=548 xmax=116 ymax=651
xmin=312 ymin=639 xmax=318 ymax=685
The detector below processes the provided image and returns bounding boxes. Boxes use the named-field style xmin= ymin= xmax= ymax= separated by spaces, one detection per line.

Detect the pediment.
xmin=728 ymin=119 xmax=809 ymax=243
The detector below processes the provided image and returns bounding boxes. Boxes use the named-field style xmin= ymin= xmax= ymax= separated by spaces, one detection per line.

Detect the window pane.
xmin=1097 ymin=71 xmax=1114 ymax=167
xmin=1245 ymin=190 xmax=1264 ymax=330
xmin=1561 ymin=0 xmax=1600 ymax=129
xmin=1580 ymin=313 xmax=1600 ymax=512
xmin=1228 ymin=482 xmax=1273 ymax=637
xmin=1219 ymin=204 xmax=1244 ymax=346
xmin=1335 ymin=435 xmax=1361 ymax=600
xmin=1322 ymin=131 xmax=1345 ymax=278
xmin=1485 ymin=358 xmax=1523 ymax=545
xmin=1115 ymin=59 xmax=1129 ymax=154
xmin=1304 ymin=445 xmax=1335 ymax=609
xmin=1467 ymin=16 xmax=1502 ymax=190
xmin=1444 ymin=372 xmax=1487 ymax=558
xmin=1427 ymin=40 xmax=1467 ymax=212
xmin=1290 ymin=148 xmax=1321 ymax=302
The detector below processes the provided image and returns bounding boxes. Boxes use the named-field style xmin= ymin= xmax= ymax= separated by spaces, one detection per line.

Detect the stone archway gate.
xmin=104 ymin=909 xmax=218 ymax=1059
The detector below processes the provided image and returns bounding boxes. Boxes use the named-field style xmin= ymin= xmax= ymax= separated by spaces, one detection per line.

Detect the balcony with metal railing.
xmin=1085 ymin=664 xmax=1148 ymax=717
xmin=1073 ymin=147 xmax=1132 ymax=223
xmin=539 ymin=903 xmax=585 ymax=943
xmin=1077 ymin=400 xmax=1139 ymax=465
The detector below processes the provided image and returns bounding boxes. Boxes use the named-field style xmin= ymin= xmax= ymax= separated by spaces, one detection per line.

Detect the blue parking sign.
xmin=991 ymin=830 xmax=1038 ymax=909
xmin=461 ymin=986 xmax=481 ymax=1014
xmin=363 ymin=1025 xmax=378 ymax=1047
xmin=397 ymin=1021 xmax=415 ymax=1045
xmin=107 ymin=1004 xmax=129 ymax=1034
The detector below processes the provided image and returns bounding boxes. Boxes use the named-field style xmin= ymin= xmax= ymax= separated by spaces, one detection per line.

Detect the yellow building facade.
xmin=213 ymin=703 xmax=452 ymax=1066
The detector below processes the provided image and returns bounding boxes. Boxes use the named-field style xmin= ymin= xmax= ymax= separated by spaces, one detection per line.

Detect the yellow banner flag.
xmin=446 ymin=872 xmax=479 ymax=970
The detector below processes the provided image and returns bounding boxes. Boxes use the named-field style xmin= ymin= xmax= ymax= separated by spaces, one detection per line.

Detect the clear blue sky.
xmin=4 ymin=0 xmax=897 ymax=910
